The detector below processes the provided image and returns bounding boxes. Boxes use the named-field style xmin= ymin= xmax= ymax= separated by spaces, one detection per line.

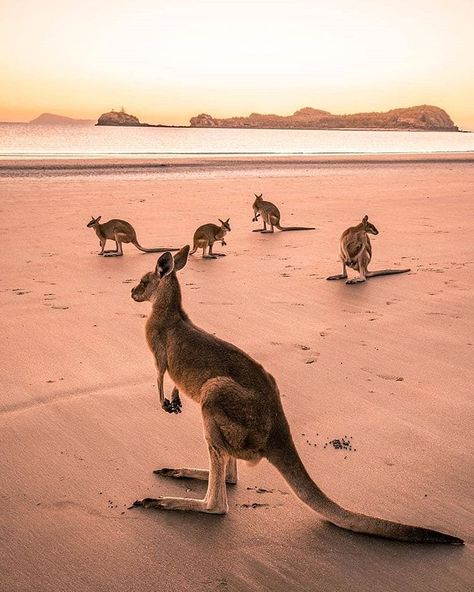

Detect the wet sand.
xmin=1 ymin=155 xmax=473 ymax=591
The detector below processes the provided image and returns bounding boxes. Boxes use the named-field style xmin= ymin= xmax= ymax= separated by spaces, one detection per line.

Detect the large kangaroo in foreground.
xmin=327 ymin=215 xmax=410 ymax=284
xmin=130 ymin=246 xmax=462 ymax=544
xmin=252 ymin=194 xmax=315 ymax=232
xmin=87 ymin=216 xmax=179 ymax=257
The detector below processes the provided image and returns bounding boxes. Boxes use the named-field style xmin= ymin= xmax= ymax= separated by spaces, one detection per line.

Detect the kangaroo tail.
xmin=267 ymin=443 xmax=463 ymax=544
xmin=367 ymin=268 xmax=411 ymax=277
xmin=133 ymin=240 xmax=179 ymax=253
xmin=276 ymin=223 xmax=315 ymax=231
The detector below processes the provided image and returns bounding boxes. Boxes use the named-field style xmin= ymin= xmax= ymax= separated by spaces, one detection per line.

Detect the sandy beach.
xmin=1 ymin=155 xmax=473 ymax=592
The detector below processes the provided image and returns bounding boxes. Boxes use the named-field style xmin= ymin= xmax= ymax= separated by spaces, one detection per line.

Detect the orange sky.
xmin=1 ymin=0 xmax=473 ymax=128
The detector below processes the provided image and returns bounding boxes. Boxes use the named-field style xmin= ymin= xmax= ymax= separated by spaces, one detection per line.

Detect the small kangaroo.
xmin=86 ymin=216 xmax=179 ymax=257
xmin=129 ymin=246 xmax=462 ymax=544
xmin=327 ymin=215 xmax=410 ymax=284
xmin=189 ymin=219 xmax=230 ymax=259
xmin=252 ymin=194 xmax=315 ymax=232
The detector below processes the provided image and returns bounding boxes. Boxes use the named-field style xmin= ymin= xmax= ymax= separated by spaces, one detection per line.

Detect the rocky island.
xmin=190 ymin=105 xmax=458 ymax=131
xmin=96 ymin=109 xmax=185 ymax=128
xmin=96 ymin=110 xmax=145 ymax=126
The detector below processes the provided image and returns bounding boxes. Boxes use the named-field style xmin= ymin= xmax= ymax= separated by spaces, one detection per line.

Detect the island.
xmin=190 ymin=105 xmax=458 ymax=131
xmin=96 ymin=109 xmax=186 ymax=128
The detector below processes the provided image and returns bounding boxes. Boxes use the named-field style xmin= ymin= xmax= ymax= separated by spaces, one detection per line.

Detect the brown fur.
xmin=327 ymin=215 xmax=411 ymax=284
xmin=129 ymin=246 xmax=462 ymax=544
xmin=189 ymin=219 xmax=230 ymax=258
xmin=252 ymin=194 xmax=315 ymax=232
xmin=86 ymin=216 xmax=178 ymax=257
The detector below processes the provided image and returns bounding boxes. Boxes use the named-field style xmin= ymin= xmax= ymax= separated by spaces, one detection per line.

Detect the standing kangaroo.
xmin=189 ymin=219 xmax=230 ymax=259
xmin=86 ymin=216 xmax=179 ymax=257
xmin=327 ymin=215 xmax=411 ymax=284
xmin=129 ymin=246 xmax=462 ymax=544
xmin=252 ymin=194 xmax=315 ymax=232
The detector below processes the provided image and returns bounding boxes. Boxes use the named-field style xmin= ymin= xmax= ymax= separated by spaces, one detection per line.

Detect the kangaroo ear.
xmin=363 ymin=215 xmax=368 ymax=223
xmin=225 ymin=218 xmax=230 ymax=224
xmin=156 ymin=252 xmax=175 ymax=278
xmin=218 ymin=218 xmax=224 ymax=225
xmin=96 ymin=216 xmax=101 ymax=223
xmin=173 ymin=245 xmax=190 ymax=272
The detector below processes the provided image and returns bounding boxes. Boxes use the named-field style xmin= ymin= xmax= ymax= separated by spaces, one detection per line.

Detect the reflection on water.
xmin=0 ymin=123 xmax=473 ymax=158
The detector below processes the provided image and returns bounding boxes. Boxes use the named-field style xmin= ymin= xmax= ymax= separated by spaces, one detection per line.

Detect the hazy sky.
xmin=1 ymin=0 xmax=473 ymax=127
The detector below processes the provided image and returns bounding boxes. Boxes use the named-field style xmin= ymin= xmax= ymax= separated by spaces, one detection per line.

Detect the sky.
xmin=1 ymin=0 xmax=473 ymax=128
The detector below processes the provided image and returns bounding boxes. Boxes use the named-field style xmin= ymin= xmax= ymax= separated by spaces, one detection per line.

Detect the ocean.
xmin=0 ymin=123 xmax=473 ymax=159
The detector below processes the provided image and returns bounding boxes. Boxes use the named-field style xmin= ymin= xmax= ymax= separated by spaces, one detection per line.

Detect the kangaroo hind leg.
xmin=134 ymin=439 xmax=230 ymax=514
xmin=154 ymin=457 xmax=237 ymax=484
xmin=327 ymin=260 xmax=348 ymax=281
xmin=103 ymin=233 xmax=124 ymax=257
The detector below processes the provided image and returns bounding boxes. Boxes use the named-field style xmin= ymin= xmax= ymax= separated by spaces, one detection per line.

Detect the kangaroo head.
xmin=87 ymin=215 xmax=101 ymax=228
xmin=131 ymin=245 xmax=190 ymax=302
xmin=362 ymin=215 xmax=379 ymax=235
xmin=218 ymin=218 xmax=231 ymax=232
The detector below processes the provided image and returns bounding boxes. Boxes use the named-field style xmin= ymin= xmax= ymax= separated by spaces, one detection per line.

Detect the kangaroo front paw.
xmin=346 ymin=277 xmax=366 ymax=284
xmin=162 ymin=397 xmax=182 ymax=414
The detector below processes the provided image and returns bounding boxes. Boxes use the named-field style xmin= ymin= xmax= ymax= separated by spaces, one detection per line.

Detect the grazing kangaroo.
xmin=129 ymin=246 xmax=462 ymax=544
xmin=252 ymin=194 xmax=315 ymax=232
xmin=327 ymin=215 xmax=411 ymax=284
xmin=189 ymin=219 xmax=230 ymax=259
xmin=86 ymin=216 xmax=179 ymax=257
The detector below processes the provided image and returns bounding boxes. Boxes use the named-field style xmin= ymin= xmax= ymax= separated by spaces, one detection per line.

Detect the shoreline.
xmin=1 ymin=151 xmax=474 ymax=177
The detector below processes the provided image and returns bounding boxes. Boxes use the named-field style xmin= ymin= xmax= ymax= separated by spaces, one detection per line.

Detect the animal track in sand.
xmin=362 ymin=368 xmax=404 ymax=382
xmin=246 ymin=486 xmax=288 ymax=495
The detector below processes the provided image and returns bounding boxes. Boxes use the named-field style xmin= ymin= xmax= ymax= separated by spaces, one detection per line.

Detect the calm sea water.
xmin=0 ymin=123 xmax=473 ymax=158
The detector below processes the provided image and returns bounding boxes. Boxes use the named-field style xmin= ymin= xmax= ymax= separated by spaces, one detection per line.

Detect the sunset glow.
xmin=1 ymin=0 xmax=473 ymax=127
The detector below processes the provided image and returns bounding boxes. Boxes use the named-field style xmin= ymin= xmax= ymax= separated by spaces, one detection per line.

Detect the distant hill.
xmin=190 ymin=105 xmax=458 ymax=131
xmin=30 ymin=113 xmax=94 ymax=125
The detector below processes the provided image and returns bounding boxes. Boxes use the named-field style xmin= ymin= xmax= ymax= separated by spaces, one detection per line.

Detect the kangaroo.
xmin=86 ymin=216 xmax=179 ymax=257
xmin=327 ymin=215 xmax=411 ymax=284
xmin=189 ymin=219 xmax=230 ymax=259
xmin=129 ymin=246 xmax=462 ymax=544
xmin=252 ymin=194 xmax=315 ymax=232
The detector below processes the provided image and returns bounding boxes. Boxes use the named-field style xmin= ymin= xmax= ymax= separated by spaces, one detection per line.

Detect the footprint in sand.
xmin=362 ymin=368 xmax=404 ymax=381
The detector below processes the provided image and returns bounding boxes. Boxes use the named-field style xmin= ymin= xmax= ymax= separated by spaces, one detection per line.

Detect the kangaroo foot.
xmin=326 ymin=274 xmax=348 ymax=281
xmin=154 ymin=467 xmax=209 ymax=481
xmin=131 ymin=496 xmax=226 ymax=514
